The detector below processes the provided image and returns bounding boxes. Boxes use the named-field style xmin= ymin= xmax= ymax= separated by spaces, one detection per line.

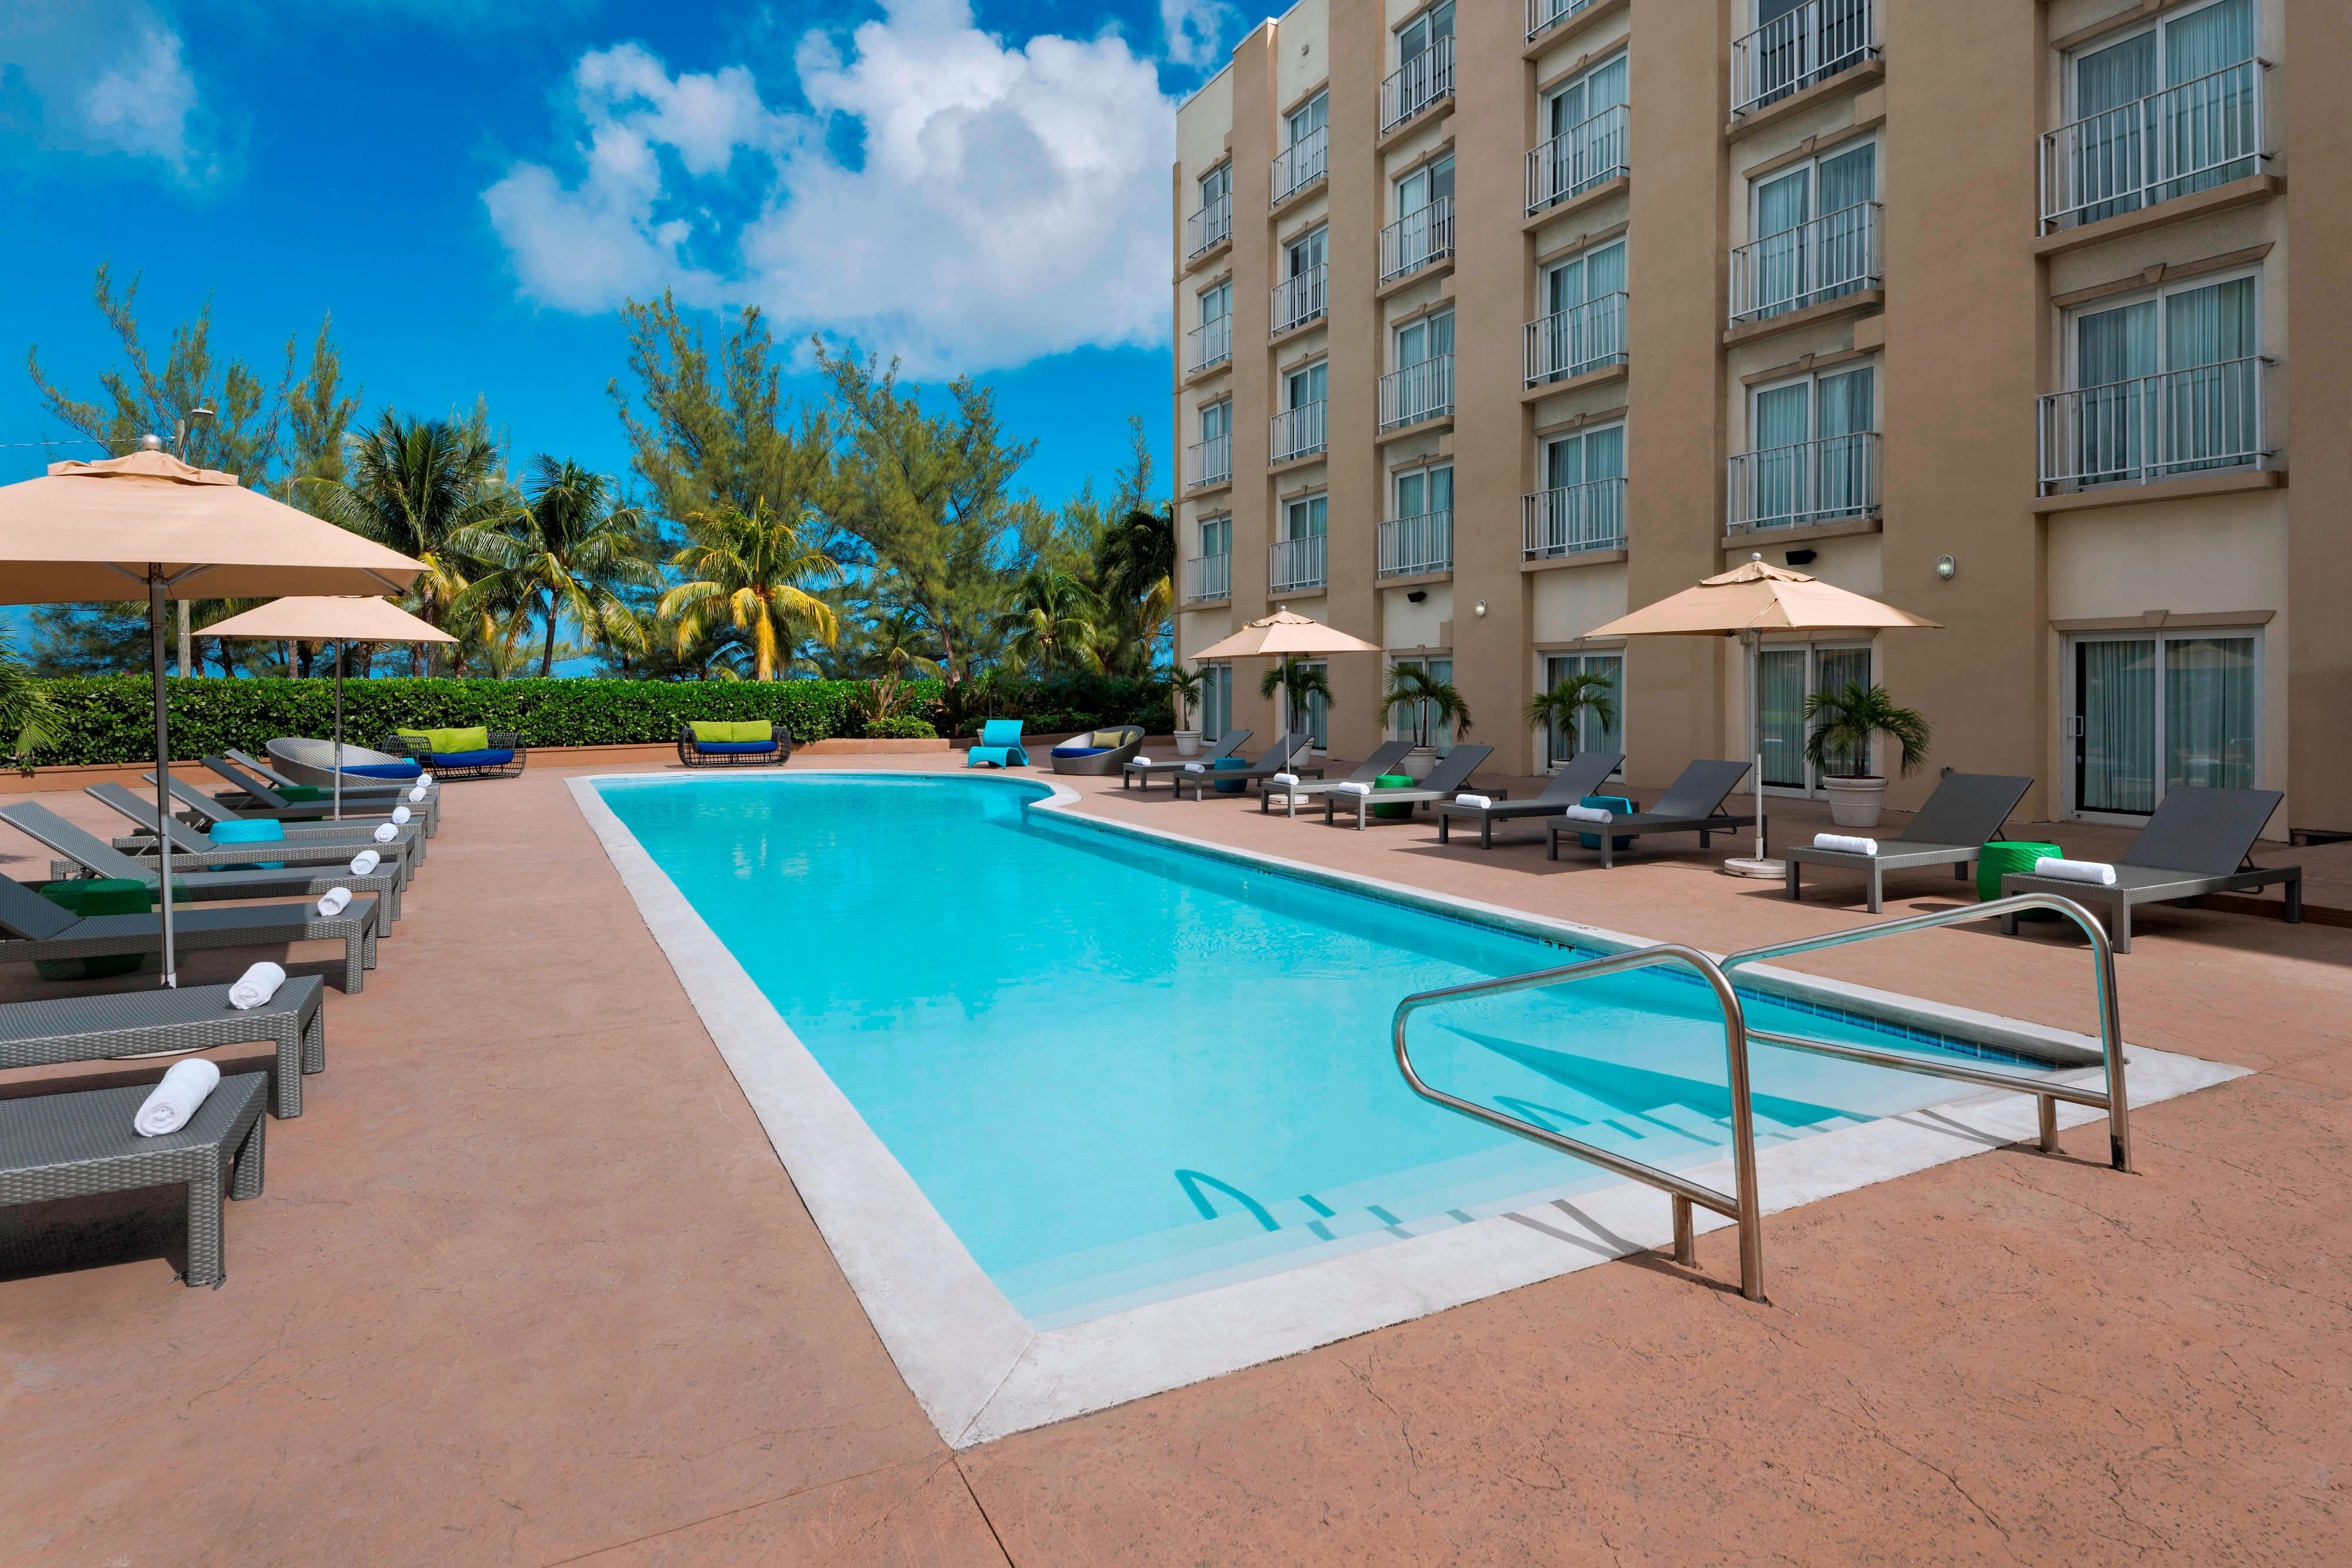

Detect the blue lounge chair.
xmin=965 ymin=720 xmax=1030 ymax=769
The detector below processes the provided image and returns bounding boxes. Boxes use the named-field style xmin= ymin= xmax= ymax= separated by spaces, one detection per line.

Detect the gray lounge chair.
xmin=1434 ymin=751 xmax=1625 ymax=848
xmin=1175 ymin=733 xmax=1322 ymax=800
xmin=1998 ymin=785 xmax=2301 ymax=953
xmin=1545 ymin=760 xmax=1756 ymax=867
xmin=1259 ymin=740 xmax=1416 ymax=815
xmin=230 ymin=747 xmax=442 ymax=819
xmin=1784 ymin=773 xmax=2034 ymax=912
xmin=206 ymin=754 xmax=441 ymax=837
xmin=1 ymin=977 xmax=326 ymax=1118
xmin=149 ymin=775 xmax=427 ymax=866
xmin=2 ymin=803 xmax=405 ymax=927
xmin=1324 ymin=745 xmax=1497 ymax=830
xmin=0 ymin=874 xmax=379 ymax=992
xmin=86 ymin=783 xmax=419 ymax=888
xmin=1122 ymin=730 xmax=1254 ymax=791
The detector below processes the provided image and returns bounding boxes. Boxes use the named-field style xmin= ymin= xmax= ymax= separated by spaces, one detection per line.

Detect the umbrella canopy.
xmin=199 ymin=595 xmax=455 ymax=645
xmin=1585 ymin=557 xmax=1942 ymax=639
xmin=1190 ymin=609 xmax=1385 ymax=661
xmin=0 ymin=450 xmax=422 ymax=603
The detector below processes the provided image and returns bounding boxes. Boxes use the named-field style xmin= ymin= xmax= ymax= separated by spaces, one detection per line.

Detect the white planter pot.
xmin=1399 ymin=746 xmax=1438 ymax=782
xmin=1174 ymin=730 xmax=1202 ymax=758
xmin=1822 ymin=775 xmax=1888 ymax=828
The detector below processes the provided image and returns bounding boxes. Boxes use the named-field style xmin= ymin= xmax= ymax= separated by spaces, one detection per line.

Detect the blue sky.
xmin=0 ymin=0 xmax=1242 ymax=507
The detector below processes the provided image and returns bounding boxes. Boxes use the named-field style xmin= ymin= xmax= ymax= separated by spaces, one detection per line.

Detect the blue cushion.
xmin=209 ymin=818 xmax=286 ymax=870
xmin=695 ymin=740 xmax=779 ymax=755
xmin=431 ymin=748 xmax=514 ymax=768
xmin=345 ymin=761 xmax=423 ymax=780
xmin=1050 ymin=745 xmax=1109 ymax=758
xmin=980 ymin=720 xmax=1023 ymax=747
xmin=1578 ymin=795 xmax=1636 ymax=851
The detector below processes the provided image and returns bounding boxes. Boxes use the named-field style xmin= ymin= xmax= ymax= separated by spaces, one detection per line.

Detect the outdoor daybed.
xmin=380 ymin=726 xmax=527 ymax=780
xmin=1049 ymin=726 xmax=1146 ymax=776
xmin=677 ymin=720 xmax=791 ymax=768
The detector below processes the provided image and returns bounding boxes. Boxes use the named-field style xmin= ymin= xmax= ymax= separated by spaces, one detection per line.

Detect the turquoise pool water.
xmin=598 ymin=774 xmax=2046 ymax=1328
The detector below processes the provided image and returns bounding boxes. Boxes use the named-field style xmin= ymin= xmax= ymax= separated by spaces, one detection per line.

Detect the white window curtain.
xmin=1542 ymin=652 xmax=1622 ymax=766
xmin=1816 ymin=366 xmax=1874 ymax=516
xmin=2079 ymin=639 xmax=2158 ymax=814
xmin=2164 ymin=635 xmax=2257 ymax=791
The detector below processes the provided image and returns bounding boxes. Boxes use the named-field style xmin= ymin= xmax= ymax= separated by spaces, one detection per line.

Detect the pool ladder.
xmin=1391 ymin=894 xmax=2132 ymax=1304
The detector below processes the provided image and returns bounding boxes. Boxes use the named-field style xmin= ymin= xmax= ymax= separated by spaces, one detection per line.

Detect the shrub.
xmin=864 ymin=715 xmax=938 ymax=739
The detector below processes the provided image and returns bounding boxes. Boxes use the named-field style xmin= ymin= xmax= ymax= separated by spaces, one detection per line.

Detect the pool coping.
xmin=567 ymin=770 xmax=2248 ymax=1450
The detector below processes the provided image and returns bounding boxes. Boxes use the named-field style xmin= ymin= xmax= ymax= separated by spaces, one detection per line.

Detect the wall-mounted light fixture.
xmin=1783 ymin=549 xmax=1817 ymax=566
xmin=1474 ymin=600 xmax=1489 ymax=617
xmin=1936 ymin=555 xmax=1957 ymax=581
xmin=1405 ymin=589 xmax=1427 ymax=603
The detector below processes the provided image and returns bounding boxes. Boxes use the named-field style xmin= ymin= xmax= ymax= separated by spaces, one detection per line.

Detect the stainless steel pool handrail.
xmin=1720 ymin=891 xmax=2133 ymax=1174
xmin=1392 ymin=943 xmax=1768 ymax=1302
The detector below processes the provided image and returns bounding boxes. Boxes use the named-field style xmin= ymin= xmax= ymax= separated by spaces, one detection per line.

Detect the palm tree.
xmin=1161 ymin=664 xmax=1205 ymax=733
xmin=452 ymin=457 xmax=660 ymax=676
xmin=1094 ymin=509 xmax=1174 ymax=673
xmin=659 ymin=498 xmax=841 ymax=680
xmin=0 ymin=631 xmax=58 ymax=773
xmin=998 ymin=566 xmax=1104 ymax=676
xmin=1522 ymin=670 xmax=1618 ymax=762
xmin=1379 ymin=663 xmax=1472 ymax=750
xmin=1803 ymin=682 xmax=1932 ymax=780
xmin=1259 ymin=657 xmax=1332 ymax=736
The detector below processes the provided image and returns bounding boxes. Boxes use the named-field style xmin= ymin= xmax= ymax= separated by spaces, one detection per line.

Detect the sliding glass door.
xmin=2071 ymin=631 xmax=2259 ymax=817
xmin=1759 ymin=641 xmax=1872 ymax=791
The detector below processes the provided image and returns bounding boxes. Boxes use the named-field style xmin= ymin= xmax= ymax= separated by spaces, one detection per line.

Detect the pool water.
xmin=598 ymin=774 xmax=2046 ymax=1328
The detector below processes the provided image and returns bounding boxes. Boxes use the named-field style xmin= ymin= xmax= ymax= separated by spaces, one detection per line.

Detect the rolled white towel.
xmin=372 ymin=822 xmax=398 ymax=843
xmin=228 ymin=961 xmax=287 ymax=1011
xmin=407 ymin=784 xmax=429 ymax=803
xmin=416 ymin=771 xmax=433 ymax=787
xmin=1183 ymin=763 xmax=1206 ymax=773
xmin=2033 ymin=856 xmax=2117 ymax=887
xmin=135 ymin=1058 xmax=221 ymax=1136
xmin=1813 ymin=833 xmax=1880 ymax=856
xmin=390 ymin=804 xmax=413 ymax=825
xmin=348 ymin=848 xmax=382 ymax=876
xmin=1560 ymin=804 xmax=1613 ymax=824
xmin=1453 ymin=793 xmax=1493 ymax=810
xmin=1265 ymin=793 xmax=1292 ymax=807
xmin=1270 ymin=772 xmax=1299 ymax=787
xmin=1332 ymin=780 xmax=1372 ymax=796
xmin=1132 ymin=754 xmax=1152 ymax=767
xmin=315 ymin=885 xmax=353 ymax=918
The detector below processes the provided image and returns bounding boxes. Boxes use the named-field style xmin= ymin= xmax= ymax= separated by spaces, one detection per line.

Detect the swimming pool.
xmin=591 ymin=772 xmax=2059 ymax=1329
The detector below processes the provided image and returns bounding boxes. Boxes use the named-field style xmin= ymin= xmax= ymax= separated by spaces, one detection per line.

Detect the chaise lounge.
xmin=1123 ymin=730 xmax=1253 ymax=792
xmin=0 ymin=874 xmax=381 ymax=993
xmin=2 ymin=803 xmax=407 ymax=927
xmin=1434 ymin=751 xmax=1625 ymax=848
xmin=1323 ymin=745 xmax=1496 ymax=830
xmin=203 ymin=755 xmax=440 ymax=840
xmin=1545 ymin=760 xmax=1755 ymax=867
xmin=1258 ymin=739 xmax=1415 ymax=816
xmin=0 ymin=977 xmax=327 ymax=1119
xmin=151 ymin=777 xmax=428 ymax=867
xmin=1175 ymin=734 xmax=1321 ymax=801
xmin=1783 ymin=773 xmax=2034 ymax=912
xmin=88 ymin=783 xmax=420 ymax=887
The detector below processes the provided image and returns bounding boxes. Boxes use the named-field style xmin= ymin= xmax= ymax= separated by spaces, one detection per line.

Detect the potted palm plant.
xmin=1162 ymin=665 xmax=1206 ymax=757
xmin=1802 ymin=681 xmax=1932 ymax=828
xmin=1521 ymin=670 xmax=1618 ymax=766
xmin=1259 ymin=657 xmax=1333 ymax=751
xmin=1378 ymin=664 xmax=1471 ymax=780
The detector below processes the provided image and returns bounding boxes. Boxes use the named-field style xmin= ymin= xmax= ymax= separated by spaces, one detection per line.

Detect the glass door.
xmin=1541 ymin=652 xmax=1623 ymax=768
xmin=1391 ymin=656 xmax=1456 ymax=751
xmin=1199 ymin=664 xmax=1234 ymax=742
xmin=2072 ymin=631 xmax=2259 ymax=817
xmin=1759 ymin=641 xmax=1873 ymax=791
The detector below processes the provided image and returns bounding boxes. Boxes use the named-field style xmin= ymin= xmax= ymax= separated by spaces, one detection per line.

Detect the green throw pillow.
xmin=432 ymin=726 xmax=490 ymax=753
xmin=731 ymin=720 xmax=773 ymax=743
xmin=278 ymin=784 xmax=329 ymax=802
xmin=689 ymin=720 xmax=732 ymax=743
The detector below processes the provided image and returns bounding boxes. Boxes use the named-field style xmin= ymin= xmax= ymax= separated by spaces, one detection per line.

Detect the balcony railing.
xmin=1185 ymin=190 xmax=1233 ymax=259
xmin=1269 ymin=534 xmax=1327 ymax=593
xmin=1727 ymin=432 xmax=1880 ymax=531
xmin=1380 ymin=36 xmax=1456 ymax=135
xmin=1187 ymin=431 xmax=1232 ymax=490
xmin=2036 ymin=357 xmax=2270 ymax=496
xmin=1185 ymin=313 xmax=1231 ymax=375
xmin=1379 ymin=511 xmax=1453 ymax=578
xmin=1271 ymin=263 xmax=1328 ymax=336
xmin=1270 ymin=400 xmax=1328 ymax=464
xmin=1522 ymin=478 xmax=1627 ymax=559
xmin=1185 ymin=551 xmax=1231 ymax=603
xmin=1525 ymin=292 xmax=1628 ymax=386
xmin=1526 ymin=0 xmax=1600 ymax=45
xmin=1731 ymin=0 xmax=1879 ymax=119
xmin=1525 ymin=103 xmax=1630 ymax=215
xmin=1271 ymin=126 xmax=1329 ymax=207
xmin=1379 ymin=355 xmax=1454 ymax=433
xmin=1379 ymin=196 xmax=1455 ymax=283
xmin=1729 ymin=200 xmax=1881 ymax=325
xmin=2039 ymin=59 xmax=2267 ymax=236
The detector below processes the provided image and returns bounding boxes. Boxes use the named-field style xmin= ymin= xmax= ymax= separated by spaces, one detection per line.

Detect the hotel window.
xmin=2061 ymin=0 xmax=2258 ymax=227
xmin=1287 ymin=91 xmax=1328 ymax=147
xmin=1394 ymin=309 xmax=1454 ymax=373
xmin=1275 ymin=659 xmax=1330 ymax=751
xmin=1191 ymin=280 xmax=1231 ymax=370
xmin=1745 ymin=363 xmax=1877 ymax=527
xmin=1198 ymin=663 xmax=1236 ymax=742
xmin=1538 ymin=51 xmax=1629 ymax=205
xmin=1535 ymin=238 xmax=1627 ymax=382
xmin=1199 ymin=514 xmax=1230 ymax=560
xmin=1389 ymin=655 xmax=1457 ymax=751
xmin=1395 ymin=154 xmax=1454 ymax=224
xmin=1759 ymin=642 xmax=1873 ymax=790
xmin=1745 ymin=138 xmax=1877 ymax=320
xmin=1398 ymin=2 xmax=1455 ymax=72
xmin=1394 ymin=463 xmax=1451 ymax=525
xmin=1199 ymin=162 xmax=1230 ymax=209
xmin=2069 ymin=629 xmax=2261 ymax=818
xmin=1277 ymin=226 xmax=1328 ymax=333
xmin=1281 ymin=493 xmax=1327 ymax=545
xmin=2060 ymin=271 xmax=2261 ymax=486
xmin=1541 ymin=651 xmax=1623 ymax=769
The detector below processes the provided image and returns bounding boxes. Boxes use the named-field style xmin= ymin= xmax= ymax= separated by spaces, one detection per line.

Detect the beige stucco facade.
xmin=1173 ymin=0 xmax=2343 ymax=840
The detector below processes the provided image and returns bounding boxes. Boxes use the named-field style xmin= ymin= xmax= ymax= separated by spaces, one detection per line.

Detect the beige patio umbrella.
xmin=1585 ymin=556 xmax=1940 ymax=878
xmin=199 ymin=597 xmax=455 ymax=823
xmin=1190 ymin=608 xmax=1385 ymax=744
xmin=0 ymin=444 xmax=423 ymax=985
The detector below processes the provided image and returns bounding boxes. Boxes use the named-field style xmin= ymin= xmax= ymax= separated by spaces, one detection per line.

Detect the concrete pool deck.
xmin=2 ymin=754 xmax=2347 ymax=1564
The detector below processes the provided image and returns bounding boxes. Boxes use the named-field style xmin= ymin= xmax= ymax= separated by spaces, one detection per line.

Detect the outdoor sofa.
xmin=0 ymin=874 xmax=380 ymax=993
xmin=1545 ymin=760 xmax=1756 ymax=867
xmin=1783 ymin=773 xmax=2034 ymax=912
xmin=677 ymin=720 xmax=791 ymax=768
xmin=1259 ymin=740 xmax=1415 ymax=816
xmin=1998 ymin=785 xmax=2302 ymax=954
xmin=1323 ymin=745 xmax=1496 ymax=830
xmin=88 ymin=783 xmax=420 ymax=888
xmin=1049 ymin=726 xmax=1146 ymax=776
xmin=1434 ymin=751 xmax=1626 ymax=848
xmin=1123 ymin=730 xmax=1252 ymax=792
xmin=380 ymin=726 xmax=527 ymax=780
xmin=4 ymin=803 xmax=407 ymax=927
xmin=0 ymin=977 xmax=326 ymax=1119
xmin=1175 ymin=734 xmax=1321 ymax=801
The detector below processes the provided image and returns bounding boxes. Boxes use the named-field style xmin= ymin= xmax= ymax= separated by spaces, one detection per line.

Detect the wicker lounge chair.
xmin=1258 ymin=740 xmax=1416 ymax=815
xmin=86 ymin=784 xmax=419 ymax=888
xmin=0 ymin=1072 xmax=268 ymax=1288
xmin=1049 ymin=726 xmax=1147 ymax=776
xmin=0 ymin=875 xmax=379 ymax=993
xmin=1434 ymin=751 xmax=1626 ymax=848
xmin=154 ymin=776 xmax=427 ymax=866
xmin=202 ymin=755 xmax=440 ymax=838
xmin=1545 ymin=760 xmax=1756 ymax=867
xmin=1997 ymin=785 xmax=2301 ymax=954
xmin=676 ymin=720 xmax=791 ymax=768
xmin=259 ymin=737 xmax=441 ymax=801
xmin=4 ymin=803 xmax=406 ymax=927
xmin=1175 ymin=733 xmax=1322 ymax=800
xmin=379 ymin=726 xmax=526 ymax=780
xmin=0 ymin=977 xmax=326 ymax=1118
xmin=1783 ymin=773 xmax=2034 ymax=912
xmin=1123 ymin=730 xmax=1254 ymax=792
xmin=1322 ymin=745 xmax=1497 ymax=830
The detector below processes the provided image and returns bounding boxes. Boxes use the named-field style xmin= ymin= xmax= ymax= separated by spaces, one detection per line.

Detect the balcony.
xmin=1184 ymin=551 xmax=1231 ymax=604
xmin=1269 ymin=534 xmax=1327 ymax=594
xmin=1270 ymin=126 xmax=1329 ymax=208
xmin=1727 ymin=432 xmax=1880 ymax=532
xmin=1187 ymin=432 xmax=1232 ymax=490
xmin=2036 ymin=357 xmax=2271 ymax=497
xmin=1379 ymin=196 xmax=1455 ymax=285
xmin=1185 ymin=191 xmax=1233 ymax=260
xmin=1731 ymin=0 xmax=1880 ymax=120
xmin=1525 ymin=292 xmax=1627 ymax=386
xmin=1525 ymin=103 xmax=1629 ymax=216
xmin=1729 ymin=202 xmax=1881 ymax=326
xmin=1526 ymin=0 xmax=1601 ymax=46
xmin=2039 ymin=60 xmax=2267 ymax=236
xmin=1380 ymin=36 xmax=1456 ymax=136
xmin=1522 ymin=478 xmax=1627 ymax=559
xmin=1271 ymin=264 xmax=1328 ymax=336
xmin=1185 ymin=314 xmax=1232 ymax=375
xmin=1379 ymin=355 xmax=1454 ymax=433
xmin=1270 ymin=400 xmax=1328 ymax=464
xmin=1379 ymin=511 xmax=1453 ymax=579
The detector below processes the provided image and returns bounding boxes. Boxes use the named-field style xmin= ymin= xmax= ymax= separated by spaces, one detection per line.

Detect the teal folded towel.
xmin=209 ymin=818 xmax=286 ymax=870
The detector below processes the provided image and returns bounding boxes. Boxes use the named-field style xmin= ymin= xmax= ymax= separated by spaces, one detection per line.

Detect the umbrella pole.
xmin=1750 ymin=628 xmax=1766 ymax=863
xmin=147 ymin=567 xmax=177 ymax=988
xmin=333 ymin=641 xmax=344 ymax=823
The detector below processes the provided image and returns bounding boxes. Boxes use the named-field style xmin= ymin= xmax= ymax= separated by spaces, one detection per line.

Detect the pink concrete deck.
xmin=2 ymin=757 xmax=2347 ymax=1565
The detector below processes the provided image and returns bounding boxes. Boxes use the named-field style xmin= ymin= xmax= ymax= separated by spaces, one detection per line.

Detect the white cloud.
xmin=1159 ymin=0 xmax=1235 ymax=69
xmin=81 ymin=26 xmax=198 ymax=168
xmin=0 ymin=0 xmax=211 ymax=178
xmin=484 ymin=0 xmax=1180 ymax=376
